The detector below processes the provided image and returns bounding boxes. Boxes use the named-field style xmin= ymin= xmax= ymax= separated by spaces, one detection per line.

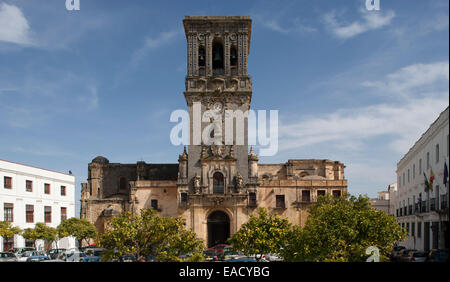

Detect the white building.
xmin=0 ymin=159 xmax=76 ymax=251
xmin=394 ymin=106 xmax=449 ymax=251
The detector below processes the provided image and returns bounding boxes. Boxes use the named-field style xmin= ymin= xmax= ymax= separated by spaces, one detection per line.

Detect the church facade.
xmin=80 ymin=16 xmax=347 ymax=247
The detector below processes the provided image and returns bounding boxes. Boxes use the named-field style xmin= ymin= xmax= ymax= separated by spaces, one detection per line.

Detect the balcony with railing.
xmin=421 ymin=200 xmax=427 ymax=213
xmin=414 ymin=203 xmax=419 ymax=213
xmin=430 ymin=198 xmax=436 ymax=211
xmin=408 ymin=205 xmax=413 ymax=215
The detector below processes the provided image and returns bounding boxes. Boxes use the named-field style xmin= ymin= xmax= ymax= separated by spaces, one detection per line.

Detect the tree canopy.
xmin=98 ymin=208 xmax=204 ymax=262
xmin=57 ymin=217 xmax=97 ymax=247
xmin=280 ymin=194 xmax=407 ymax=262
xmin=22 ymin=223 xmax=57 ymax=250
xmin=0 ymin=221 xmax=22 ymax=239
xmin=228 ymin=207 xmax=292 ymax=261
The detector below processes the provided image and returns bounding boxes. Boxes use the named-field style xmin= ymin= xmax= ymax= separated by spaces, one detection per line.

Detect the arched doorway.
xmin=207 ymin=210 xmax=230 ymax=248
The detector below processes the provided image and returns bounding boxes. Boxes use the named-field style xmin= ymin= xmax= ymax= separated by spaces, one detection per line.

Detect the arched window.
xmin=198 ymin=46 xmax=205 ymax=67
xmin=230 ymin=46 xmax=237 ymax=66
xmin=213 ymin=172 xmax=224 ymax=194
xmin=119 ymin=177 xmax=127 ymax=191
xmin=212 ymin=39 xmax=224 ymax=74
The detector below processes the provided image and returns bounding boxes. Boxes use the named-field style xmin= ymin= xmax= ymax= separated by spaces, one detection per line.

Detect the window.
xmin=26 ymin=180 xmax=33 ymax=192
xmin=3 ymin=237 xmax=14 ymax=252
xmin=413 ymin=164 xmax=415 ymax=179
xmin=213 ymin=172 xmax=224 ymax=194
xmin=436 ymin=144 xmax=439 ymax=163
xmin=180 ymin=192 xmax=188 ymax=204
xmin=249 ymin=192 xmax=257 ymax=207
xmin=230 ymin=46 xmax=237 ymax=67
xmin=417 ymin=222 xmax=422 ymax=238
xmin=276 ymin=195 xmax=285 ymax=209
xmin=4 ymin=203 xmax=13 ymax=222
xmin=412 ymin=222 xmax=415 ymax=237
xmin=302 ymin=190 xmax=311 ymax=202
xmin=317 ymin=190 xmax=326 ymax=197
xmin=406 ymin=222 xmax=410 ymax=234
xmin=25 ymin=239 xmax=34 ymax=248
xmin=151 ymin=199 xmax=158 ymax=210
xmin=44 ymin=206 xmax=51 ymax=223
xmin=419 ymin=159 xmax=422 ymax=174
xmin=403 ymin=173 xmax=405 ymax=186
xmin=4 ymin=176 xmax=12 ymax=189
xmin=44 ymin=183 xmax=50 ymax=194
xmin=198 ymin=46 xmax=205 ymax=67
xmin=61 ymin=186 xmax=66 ymax=196
xmin=119 ymin=177 xmax=127 ymax=191
xmin=212 ymin=39 xmax=224 ymax=74
xmin=332 ymin=190 xmax=341 ymax=198
xmin=26 ymin=205 xmax=34 ymax=223
xmin=408 ymin=169 xmax=410 ymax=183
xmin=61 ymin=207 xmax=67 ymax=222
xmin=427 ymin=152 xmax=430 ymax=169
xmin=398 ymin=176 xmax=401 ymax=188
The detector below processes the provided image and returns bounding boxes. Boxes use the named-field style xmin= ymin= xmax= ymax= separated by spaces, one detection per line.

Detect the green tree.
xmin=21 ymin=223 xmax=58 ymax=250
xmin=22 ymin=228 xmax=38 ymax=248
xmin=0 ymin=221 xmax=22 ymax=246
xmin=228 ymin=207 xmax=292 ymax=261
xmin=57 ymin=217 xmax=97 ymax=248
xmin=98 ymin=208 xmax=204 ymax=262
xmin=281 ymin=194 xmax=407 ymax=262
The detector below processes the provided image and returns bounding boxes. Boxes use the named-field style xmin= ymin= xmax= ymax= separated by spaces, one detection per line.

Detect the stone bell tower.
xmin=178 ymin=16 xmax=255 ymax=206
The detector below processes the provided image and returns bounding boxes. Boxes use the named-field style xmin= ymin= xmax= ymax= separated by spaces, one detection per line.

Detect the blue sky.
xmin=0 ymin=0 xmax=448 ymax=216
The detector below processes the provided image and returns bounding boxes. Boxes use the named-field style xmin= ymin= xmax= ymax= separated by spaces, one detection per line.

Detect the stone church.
xmin=80 ymin=16 xmax=347 ymax=248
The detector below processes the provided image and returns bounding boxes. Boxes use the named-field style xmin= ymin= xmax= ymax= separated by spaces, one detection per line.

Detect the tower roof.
xmin=183 ymin=16 xmax=252 ymax=52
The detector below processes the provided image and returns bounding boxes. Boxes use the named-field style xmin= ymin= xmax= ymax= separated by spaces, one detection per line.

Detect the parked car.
xmin=82 ymin=248 xmax=105 ymax=262
xmin=12 ymin=247 xmax=34 ymax=256
xmin=0 ymin=252 xmax=18 ymax=262
xmin=222 ymin=247 xmax=245 ymax=261
xmin=47 ymin=248 xmax=67 ymax=260
xmin=26 ymin=255 xmax=50 ymax=262
xmin=64 ymin=251 xmax=87 ymax=262
xmin=409 ymin=251 xmax=428 ymax=262
xmin=228 ymin=256 xmax=258 ymax=262
xmin=427 ymin=249 xmax=449 ymax=262
xmin=203 ymin=249 xmax=219 ymax=261
xmin=390 ymin=246 xmax=405 ymax=261
xmin=265 ymin=253 xmax=283 ymax=262
xmin=18 ymin=251 xmax=47 ymax=262
xmin=398 ymin=249 xmax=417 ymax=262
xmin=118 ymin=255 xmax=137 ymax=262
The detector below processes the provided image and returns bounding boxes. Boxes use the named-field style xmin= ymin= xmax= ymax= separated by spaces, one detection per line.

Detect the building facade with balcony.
xmin=394 ymin=106 xmax=449 ymax=251
xmin=0 ymin=159 xmax=76 ymax=252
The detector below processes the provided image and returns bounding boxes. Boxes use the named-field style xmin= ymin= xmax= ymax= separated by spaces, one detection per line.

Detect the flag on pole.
xmin=424 ymin=172 xmax=430 ymax=192
xmin=429 ymin=168 xmax=435 ymax=191
xmin=444 ymin=161 xmax=448 ymax=186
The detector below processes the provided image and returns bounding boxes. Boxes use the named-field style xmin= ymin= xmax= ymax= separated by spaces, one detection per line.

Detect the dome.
xmin=92 ymin=156 xmax=109 ymax=164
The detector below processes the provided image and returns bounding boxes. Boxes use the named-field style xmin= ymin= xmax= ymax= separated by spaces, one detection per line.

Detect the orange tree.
xmin=228 ymin=207 xmax=292 ymax=261
xmin=280 ymin=194 xmax=407 ymax=262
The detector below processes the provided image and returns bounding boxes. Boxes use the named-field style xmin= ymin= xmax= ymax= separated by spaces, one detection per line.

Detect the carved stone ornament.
xmin=193 ymin=173 xmax=201 ymax=194
xmin=235 ymin=173 xmax=244 ymax=192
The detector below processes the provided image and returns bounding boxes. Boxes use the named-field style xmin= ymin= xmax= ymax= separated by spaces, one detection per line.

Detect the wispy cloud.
xmin=279 ymin=61 xmax=449 ymax=154
xmin=0 ymin=3 xmax=35 ymax=46
xmin=131 ymin=30 xmax=180 ymax=67
xmin=362 ymin=62 xmax=449 ymax=98
xmin=323 ymin=8 xmax=395 ymax=39
xmin=253 ymin=14 xmax=317 ymax=34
